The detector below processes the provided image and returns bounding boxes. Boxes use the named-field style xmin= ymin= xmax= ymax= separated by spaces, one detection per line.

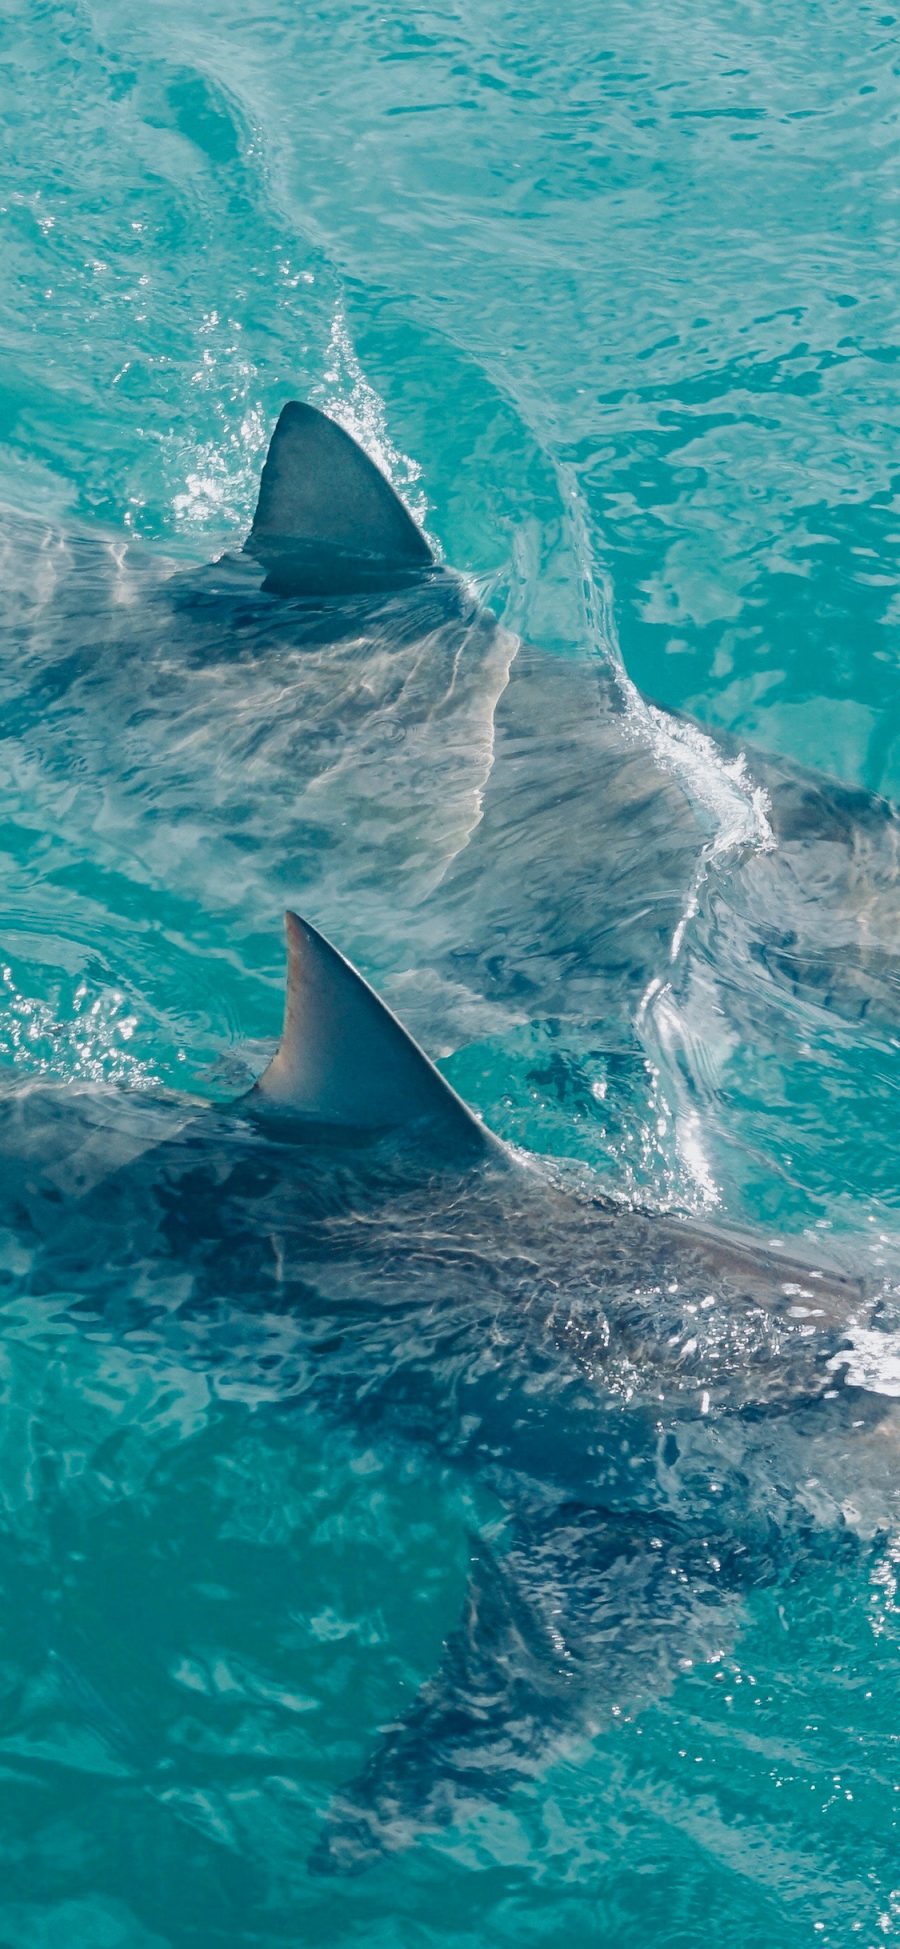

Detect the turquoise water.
xmin=1 ymin=0 xmax=899 ymax=1942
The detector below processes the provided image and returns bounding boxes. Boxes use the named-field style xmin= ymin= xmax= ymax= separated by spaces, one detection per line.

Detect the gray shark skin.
xmin=1 ymin=403 xmax=898 ymax=1072
xmin=0 ymin=442 xmax=514 ymax=1021
xmin=1 ymin=913 xmax=896 ymax=1873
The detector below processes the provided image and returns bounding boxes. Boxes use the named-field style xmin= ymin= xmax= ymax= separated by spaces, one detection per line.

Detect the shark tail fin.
xmin=245 ymin=403 xmax=433 ymax=588
xmin=248 ymin=912 xmax=490 ymax=1149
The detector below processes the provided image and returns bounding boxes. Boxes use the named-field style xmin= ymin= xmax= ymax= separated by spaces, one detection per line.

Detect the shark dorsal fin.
xmin=249 ymin=913 xmax=489 ymax=1148
xmin=245 ymin=403 xmax=433 ymax=583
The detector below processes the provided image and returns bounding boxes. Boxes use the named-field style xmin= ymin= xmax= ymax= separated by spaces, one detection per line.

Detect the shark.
xmin=2 ymin=401 xmax=898 ymax=1081
xmin=3 ymin=910 xmax=897 ymax=1872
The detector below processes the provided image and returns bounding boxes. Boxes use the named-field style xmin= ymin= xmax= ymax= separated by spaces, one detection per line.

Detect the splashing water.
xmin=313 ymin=302 xmax=433 ymax=541
xmin=0 ymin=965 xmax=160 ymax=1089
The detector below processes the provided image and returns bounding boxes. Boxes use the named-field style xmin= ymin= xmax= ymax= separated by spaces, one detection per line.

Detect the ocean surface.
xmin=1 ymin=0 xmax=899 ymax=1942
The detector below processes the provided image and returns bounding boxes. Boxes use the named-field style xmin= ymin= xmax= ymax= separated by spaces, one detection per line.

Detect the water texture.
xmin=0 ymin=0 xmax=898 ymax=1942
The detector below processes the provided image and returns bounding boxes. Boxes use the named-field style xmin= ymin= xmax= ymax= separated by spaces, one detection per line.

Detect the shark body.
xmin=2 ymin=404 xmax=898 ymax=1075
xmin=2 ymin=912 xmax=895 ymax=1870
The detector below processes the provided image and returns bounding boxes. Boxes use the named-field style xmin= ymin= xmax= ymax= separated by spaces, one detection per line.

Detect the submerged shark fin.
xmin=310 ymin=1502 xmax=745 ymax=1876
xmin=248 ymin=912 xmax=490 ymax=1146
xmin=245 ymin=402 xmax=433 ymax=592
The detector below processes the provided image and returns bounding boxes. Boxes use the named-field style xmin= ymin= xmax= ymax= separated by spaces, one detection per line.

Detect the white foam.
xmin=829 ymin=1329 xmax=900 ymax=1400
xmin=620 ymin=681 xmax=775 ymax=960
xmin=313 ymin=301 xmax=434 ymax=545
xmin=555 ymin=453 xmax=774 ymax=959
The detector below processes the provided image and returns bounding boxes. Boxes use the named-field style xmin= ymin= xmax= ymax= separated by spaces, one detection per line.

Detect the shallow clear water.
xmin=0 ymin=1 xmax=899 ymax=1943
